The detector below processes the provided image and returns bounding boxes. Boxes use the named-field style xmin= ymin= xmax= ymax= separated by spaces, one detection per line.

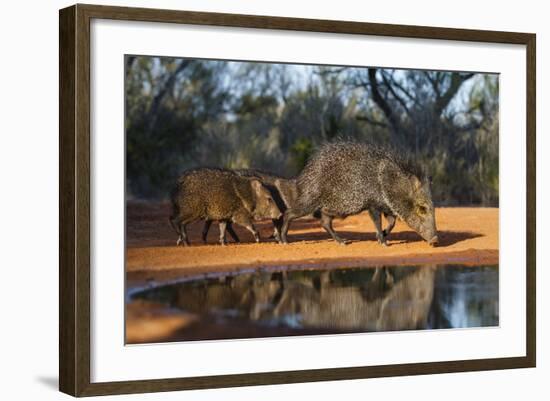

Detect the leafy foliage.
xmin=126 ymin=56 xmax=498 ymax=205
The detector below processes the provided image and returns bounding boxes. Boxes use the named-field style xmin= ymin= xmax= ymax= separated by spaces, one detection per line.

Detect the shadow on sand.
xmin=189 ymin=216 xmax=483 ymax=247
xmin=284 ymin=229 xmax=482 ymax=247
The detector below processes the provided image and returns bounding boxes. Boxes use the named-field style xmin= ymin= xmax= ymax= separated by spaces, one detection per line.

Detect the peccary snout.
xmin=400 ymin=175 xmax=438 ymax=245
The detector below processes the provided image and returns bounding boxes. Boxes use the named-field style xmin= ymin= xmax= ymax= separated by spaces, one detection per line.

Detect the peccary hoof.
xmin=335 ymin=238 xmax=350 ymax=245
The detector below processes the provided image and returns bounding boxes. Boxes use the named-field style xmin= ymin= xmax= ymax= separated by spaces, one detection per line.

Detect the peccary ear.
xmin=250 ymin=179 xmax=264 ymax=196
xmin=411 ymin=175 xmax=422 ymax=191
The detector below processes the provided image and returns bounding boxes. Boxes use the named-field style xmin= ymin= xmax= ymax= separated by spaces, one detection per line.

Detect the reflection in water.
xmin=131 ymin=264 xmax=498 ymax=341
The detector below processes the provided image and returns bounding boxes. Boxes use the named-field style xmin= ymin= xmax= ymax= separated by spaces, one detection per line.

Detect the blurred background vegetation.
xmin=125 ymin=56 xmax=499 ymax=205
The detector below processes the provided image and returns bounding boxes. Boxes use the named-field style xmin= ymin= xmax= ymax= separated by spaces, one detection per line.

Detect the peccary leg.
xmin=169 ymin=216 xmax=181 ymax=236
xmin=266 ymin=216 xmax=286 ymax=242
xmin=271 ymin=217 xmax=283 ymax=242
xmin=246 ymin=224 xmax=260 ymax=243
xmin=203 ymin=220 xmax=240 ymax=244
xmin=280 ymin=208 xmax=309 ymax=244
xmin=320 ymin=213 xmax=348 ymax=245
xmin=170 ymin=216 xmax=189 ymax=246
xmin=368 ymin=209 xmax=388 ymax=246
xmin=202 ymin=220 xmax=212 ymax=243
xmin=274 ymin=210 xmax=320 ymax=243
xmin=177 ymin=223 xmax=190 ymax=246
xmin=233 ymin=214 xmax=260 ymax=243
xmin=382 ymin=213 xmax=396 ymax=238
xmin=226 ymin=222 xmax=240 ymax=243
xmin=218 ymin=221 xmax=228 ymax=246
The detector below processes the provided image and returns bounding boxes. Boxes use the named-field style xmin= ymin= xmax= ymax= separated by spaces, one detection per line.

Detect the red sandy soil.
xmin=126 ymin=201 xmax=498 ymax=287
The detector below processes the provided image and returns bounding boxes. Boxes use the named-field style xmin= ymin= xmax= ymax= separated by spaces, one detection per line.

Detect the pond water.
xmin=129 ymin=264 xmax=498 ymax=342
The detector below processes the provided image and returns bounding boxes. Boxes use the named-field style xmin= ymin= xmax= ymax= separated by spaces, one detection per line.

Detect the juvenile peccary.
xmin=279 ymin=141 xmax=438 ymax=246
xmin=201 ymin=169 xmax=298 ymax=244
xmin=169 ymin=168 xmax=282 ymax=246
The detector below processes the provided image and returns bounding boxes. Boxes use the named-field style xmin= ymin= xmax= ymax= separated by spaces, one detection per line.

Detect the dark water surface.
xmin=130 ymin=264 xmax=498 ymax=342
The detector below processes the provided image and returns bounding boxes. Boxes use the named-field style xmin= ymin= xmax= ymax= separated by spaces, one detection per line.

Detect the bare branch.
xmin=424 ymin=71 xmax=441 ymax=98
xmin=387 ymin=74 xmax=416 ymax=104
xmin=434 ymin=72 xmax=475 ymax=115
xmin=368 ymin=68 xmax=401 ymax=133
xmin=380 ymin=70 xmax=411 ymax=116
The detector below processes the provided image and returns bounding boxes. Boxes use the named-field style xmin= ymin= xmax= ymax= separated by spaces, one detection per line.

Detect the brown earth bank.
xmin=126 ymin=201 xmax=498 ymax=288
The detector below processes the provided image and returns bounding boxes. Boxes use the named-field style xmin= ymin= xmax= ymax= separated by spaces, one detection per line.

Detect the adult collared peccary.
xmin=169 ymin=168 xmax=282 ymax=246
xmin=279 ymin=141 xmax=438 ymax=246
xmin=201 ymin=169 xmax=298 ymax=244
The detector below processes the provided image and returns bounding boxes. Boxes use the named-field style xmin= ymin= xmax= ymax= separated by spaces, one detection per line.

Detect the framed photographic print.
xmin=59 ymin=3 xmax=536 ymax=397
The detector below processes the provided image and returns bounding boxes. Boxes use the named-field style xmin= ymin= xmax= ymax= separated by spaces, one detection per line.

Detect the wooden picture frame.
xmin=59 ymin=3 xmax=536 ymax=396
